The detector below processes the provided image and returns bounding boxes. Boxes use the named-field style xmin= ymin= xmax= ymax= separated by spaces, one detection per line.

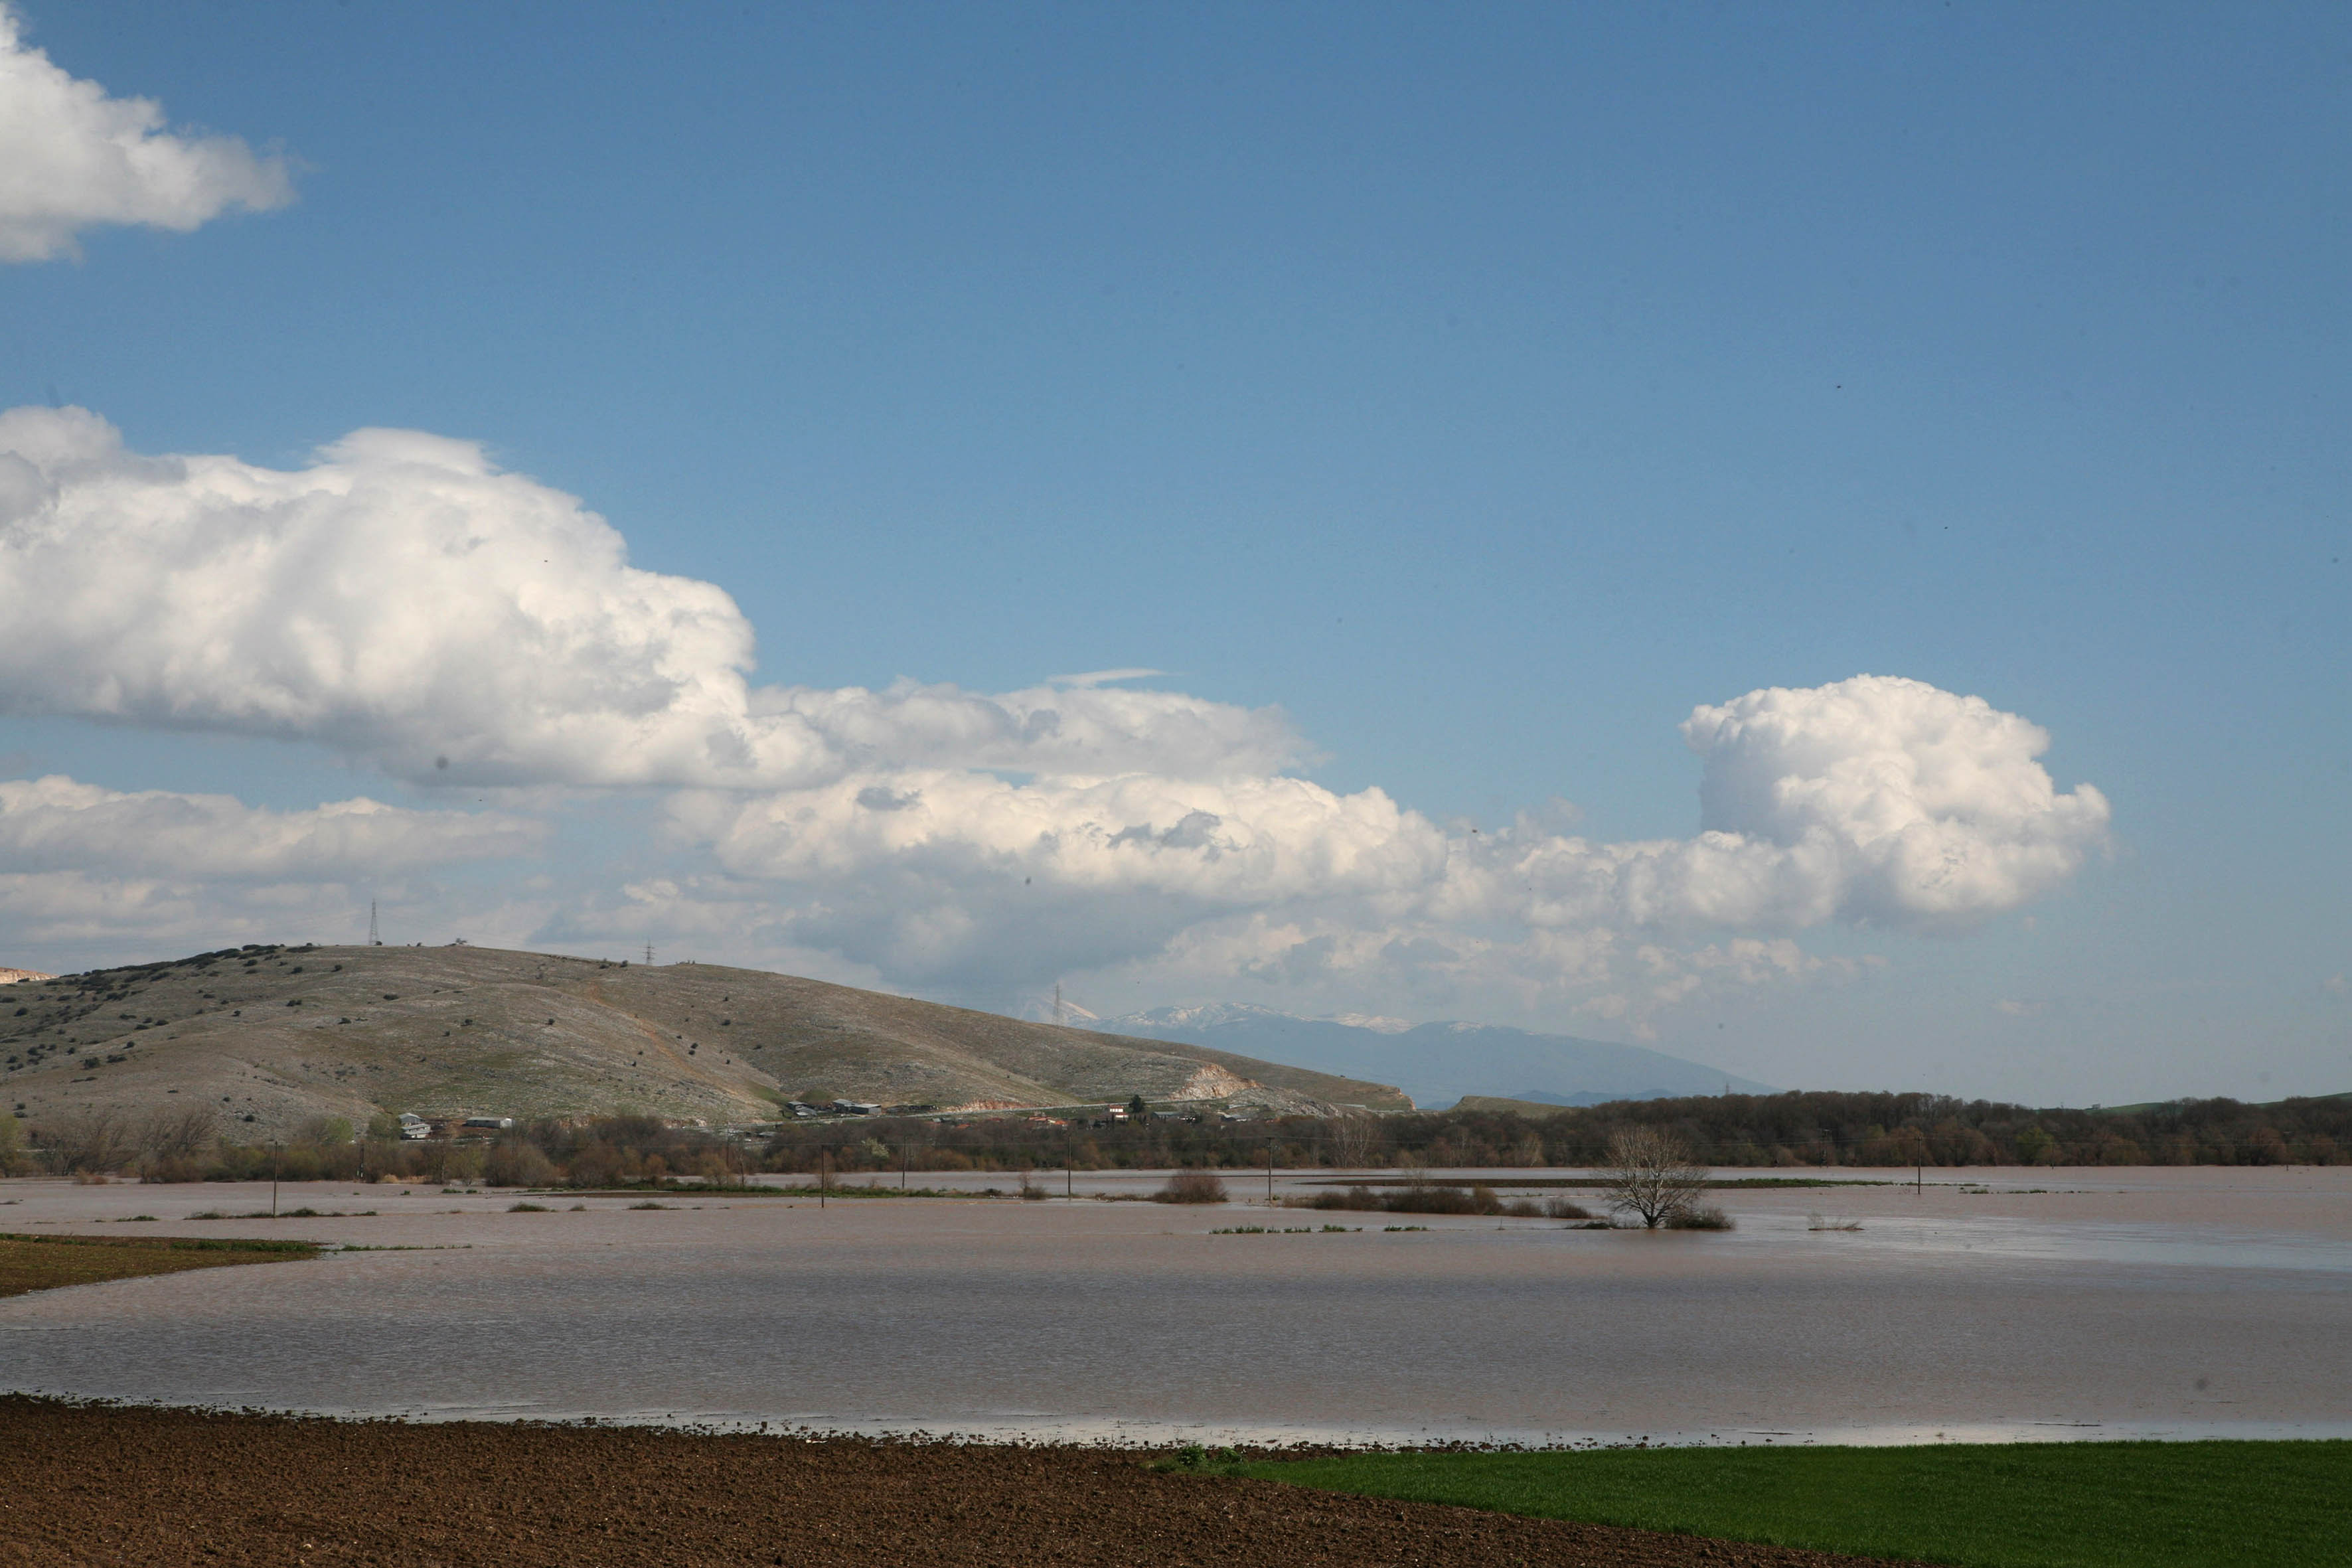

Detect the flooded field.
xmin=2 ymin=1166 xmax=2345 ymax=1447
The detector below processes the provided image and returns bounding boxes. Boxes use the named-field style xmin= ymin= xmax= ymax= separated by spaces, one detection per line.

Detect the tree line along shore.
xmin=5 ymin=1085 xmax=2345 ymax=1185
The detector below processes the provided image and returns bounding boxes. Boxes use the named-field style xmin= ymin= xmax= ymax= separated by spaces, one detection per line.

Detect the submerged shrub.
xmin=1286 ymin=1182 xmax=1593 ymax=1218
xmin=1152 ymin=1168 xmax=1228 ymax=1204
xmin=484 ymin=1140 xmax=556 ymax=1188
xmin=138 ymin=1154 xmax=207 ymax=1184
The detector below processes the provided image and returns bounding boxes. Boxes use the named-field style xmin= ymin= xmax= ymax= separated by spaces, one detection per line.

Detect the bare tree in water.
xmin=1600 ymin=1127 xmax=1711 ymax=1228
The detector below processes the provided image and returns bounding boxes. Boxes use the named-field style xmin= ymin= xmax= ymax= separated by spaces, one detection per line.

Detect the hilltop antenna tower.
xmin=367 ymin=902 xmax=382 ymax=946
xmin=1053 ymin=982 xmax=1065 ymax=1028
xmin=645 ymin=941 xmax=655 ymax=967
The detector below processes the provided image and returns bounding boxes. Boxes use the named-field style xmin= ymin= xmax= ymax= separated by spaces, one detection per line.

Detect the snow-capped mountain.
xmin=1094 ymin=1004 xmax=1774 ymax=1110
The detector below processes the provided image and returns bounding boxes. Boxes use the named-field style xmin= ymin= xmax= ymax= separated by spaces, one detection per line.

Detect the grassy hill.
xmin=1 ymin=944 xmax=1408 ymax=1137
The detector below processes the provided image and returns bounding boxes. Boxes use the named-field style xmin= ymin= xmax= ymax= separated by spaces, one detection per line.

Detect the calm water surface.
xmin=3 ymin=1167 xmax=2345 ymax=1447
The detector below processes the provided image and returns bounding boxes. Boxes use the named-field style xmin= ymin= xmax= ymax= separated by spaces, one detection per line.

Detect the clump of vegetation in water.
xmin=1150 ymin=1168 xmax=1227 ymax=1204
xmin=1285 ymin=1183 xmax=1592 ymax=1219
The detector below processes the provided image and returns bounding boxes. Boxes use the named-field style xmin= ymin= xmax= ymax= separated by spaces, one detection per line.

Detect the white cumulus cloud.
xmin=678 ymin=770 xmax=1446 ymax=903
xmin=0 ymin=5 xmax=293 ymax=262
xmin=1682 ymin=675 xmax=2112 ymax=927
xmin=0 ymin=408 xmax=1301 ymax=786
xmin=0 ymin=406 xmax=2108 ymax=1024
xmin=0 ymin=774 xmax=551 ymax=965
xmin=0 ymin=774 xmax=546 ymax=878
xmin=662 ymin=673 xmax=2108 ymax=993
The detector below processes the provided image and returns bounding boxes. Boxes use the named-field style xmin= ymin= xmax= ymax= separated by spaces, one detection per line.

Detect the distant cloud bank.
xmin=0 ymin=406 xmax=2110 ymax=1023
xmin=0 ymin=4 xmax=293 ymax=262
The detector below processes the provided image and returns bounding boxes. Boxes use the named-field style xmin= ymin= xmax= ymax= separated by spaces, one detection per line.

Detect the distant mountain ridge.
xmin=1095 ymin=1003 xmax=1772 ymax=1109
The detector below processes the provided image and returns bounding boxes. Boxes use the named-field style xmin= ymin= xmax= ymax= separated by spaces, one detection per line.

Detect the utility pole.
xmin=270 ymin=1140 xmax=281 ymax=1217
xmin=819 ymin=1146 xmax=828 ymax=1209
xmin=1265 ymin=1140 xmax=1275 ymax=1206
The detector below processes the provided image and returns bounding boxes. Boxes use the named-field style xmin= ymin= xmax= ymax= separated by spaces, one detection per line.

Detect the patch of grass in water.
xmin=1233 ymin=1439 xmax=2352 ymax=1568
xmin=1210 ymin=1225 xmax=1324 ymax=1235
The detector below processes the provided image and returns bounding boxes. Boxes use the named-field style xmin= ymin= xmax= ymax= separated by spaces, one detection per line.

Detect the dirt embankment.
xmin=0 ymin=1398 xmax=1923 ymax=1568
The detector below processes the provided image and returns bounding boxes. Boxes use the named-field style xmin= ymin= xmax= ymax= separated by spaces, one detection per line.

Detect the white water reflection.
xmin=2 ymin=1166 xmax=2346 ymax=1448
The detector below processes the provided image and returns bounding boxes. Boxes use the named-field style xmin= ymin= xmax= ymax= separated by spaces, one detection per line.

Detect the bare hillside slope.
xmin=1 ymin=945 xmax=1408 ymax=1136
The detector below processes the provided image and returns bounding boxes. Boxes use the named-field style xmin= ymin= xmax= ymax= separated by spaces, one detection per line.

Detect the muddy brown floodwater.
xmin=1 ymin=1166 xmax=2346 ymax=1447
xmin=0 ymin=1396 xmax=1929 ymax=1568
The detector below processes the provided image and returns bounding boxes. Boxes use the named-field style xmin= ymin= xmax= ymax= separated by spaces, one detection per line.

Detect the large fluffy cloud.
xmin=1435 ymin=678 xmax=2111 ymax=936
xmin=1682 ymin=676 xmax=2112 ymax=927
xmin=0 ymin=408 xmax=1300 ymax=785
xmin=0 ymin=5 xmax=293 ymax=262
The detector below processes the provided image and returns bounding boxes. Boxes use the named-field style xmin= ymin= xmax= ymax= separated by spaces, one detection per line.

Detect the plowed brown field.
xmin=0 ymin=1398 xmax=1923 ymax=1567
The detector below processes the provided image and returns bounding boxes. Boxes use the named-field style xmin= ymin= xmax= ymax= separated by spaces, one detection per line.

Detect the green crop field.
xmin=1233 ymin=1440 xmax=2351 ymax=1568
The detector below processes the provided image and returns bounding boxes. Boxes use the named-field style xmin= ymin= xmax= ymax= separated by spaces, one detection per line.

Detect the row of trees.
xmin=7 ymin=1085 xmax=2346 ymax=1182
xmin=1427 ymin=1091 xmax=2352 ymax=1168
xmin=747 ymin=1089 xmax=2352 ymax=1171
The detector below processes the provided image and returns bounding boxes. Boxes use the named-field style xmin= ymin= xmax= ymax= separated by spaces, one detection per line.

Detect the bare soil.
xmin=0 ymin=1398 xmax=1926 ymax=1567
xmin=0 ymin=1231 xmax=314 ymax=1298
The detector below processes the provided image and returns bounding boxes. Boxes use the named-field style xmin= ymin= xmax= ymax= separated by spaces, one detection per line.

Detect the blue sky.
xmin=0 ymin=1 xmax=2343 ymax=1104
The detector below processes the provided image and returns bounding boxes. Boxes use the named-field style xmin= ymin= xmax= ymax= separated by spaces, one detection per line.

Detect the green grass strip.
xmin=1234 ymin=1440 xmax=2352 ymax=1568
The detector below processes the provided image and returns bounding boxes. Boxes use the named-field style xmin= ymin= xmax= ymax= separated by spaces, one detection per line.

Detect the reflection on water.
xmin=2 ymin=1167 xmax=2346 ymax=1447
